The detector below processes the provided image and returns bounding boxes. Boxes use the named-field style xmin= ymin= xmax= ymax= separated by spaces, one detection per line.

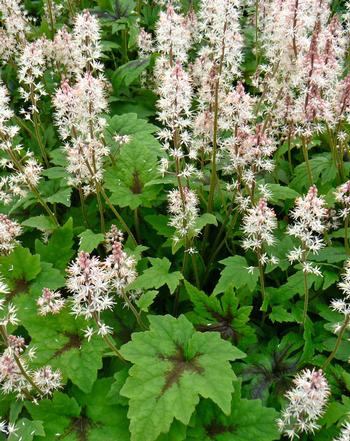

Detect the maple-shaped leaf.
xmin=185 ymin=282 xmax=256 ymax=348
xmin=214 ymin=256 xmax=258 ymax=295
xmin=120 ymin=314 xmax=245 ymax=441
xmin=25 ymin=392 xmax=81 ymax=439
xmin=130 ymin=257 xmax=183 ymax=294
xmin=186 ymin=382 xmax=280 ymax=441
xmin=14 ymin=293 xmax=107 ymax=393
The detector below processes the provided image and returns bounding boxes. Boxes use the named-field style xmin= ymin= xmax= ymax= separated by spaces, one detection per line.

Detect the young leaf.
xmin=185 ymin=282 xmax=256 ymax=347
xmin=130 ymin=257 xmax=183 ymax=294
xmin=120 ymin=314 xmax=245 ymax=441
xmin=213 ymin=256 xmax=258 ymax=295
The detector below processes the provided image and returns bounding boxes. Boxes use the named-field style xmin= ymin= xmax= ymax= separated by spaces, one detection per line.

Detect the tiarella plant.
xmin=0 ymin=0 xmax=350 ymax=440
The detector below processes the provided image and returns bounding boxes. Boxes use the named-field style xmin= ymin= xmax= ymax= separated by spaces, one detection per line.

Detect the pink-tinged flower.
xmin=0 ymin=214 xmax=21 ymax=255
xmin=32 ymin=366 xmax=62 ymax=395
xmin=335 ymin=181 xmax=350 ymax=219
xmin=73 ymin=10 xmax=103 ymax=72
xmin=37 ymin=288 xmax=65 ymax=316
xmin=53 ymin=74 xmax=108 ymax=191
xmin=0 ymin=0 xmax=29 ymax=61
xmin=242 ymin=198 xmax=277 ymax=263
xmin=156 ymin=5 xmax=192 ymax=63
xmin=66 ymin=251 xmax=113 ymax=319
xmin=104 ymin=226 xmax=137 ymax=294
xmin=277 ymin=368 xmax=330 ymax=439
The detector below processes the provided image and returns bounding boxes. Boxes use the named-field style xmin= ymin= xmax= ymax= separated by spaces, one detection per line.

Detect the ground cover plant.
xmin=1 ymin=0 xmax=350 ymax=439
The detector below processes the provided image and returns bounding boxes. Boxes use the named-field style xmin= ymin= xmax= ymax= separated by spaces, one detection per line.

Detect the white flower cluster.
xmin=242 ymin=198 xmax=278 ymax=264
xmin=331 ymin=259 xmax=350 ymax=320
xmin=287 ymin=185 xmax=327 ymax=276
xmin=66 ymin=226 xmax=138 ymax=340
xmin=277 ymin=368 xmax=330 ymax=439
xmin=0 ymin=0 xmax=29 ymax=62
xmin=0 ymin=82 xmax=42 ymax=204
xmin=0 ymin=214 xmax=22 ymax=255
xmin=168 ymin=187 xmax=199 ymax=243
xmin=335 ymin=181 xmax=350 ymax=219
xmin=52 ymin=12 xmax=109 ymax=194
xmin=0 ymin=280 xmax=61 ymax=399
xmin=37 ymin=288 xmax=65 ymax=316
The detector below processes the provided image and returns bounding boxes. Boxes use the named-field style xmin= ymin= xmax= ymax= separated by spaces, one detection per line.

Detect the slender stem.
xmin=207 ymin=79 xmax=220 ymax=215
xmin=191 ymin=253 xmax=200 ymax=288
xmin=13 ymin=354 xmax=45 ymax=396
xmin=95 ymin=185 xmax=105 ymax=233
xmin=287 ymin=129 xmax=293 ymax=175
xmin=302 ymin=268 xmax=309 ymax=326
xmin=102 ymin=334 xmax=126 ymax=361
xmin=258 ymin=259 xmax=266 ymax=311
xmin=322 ymin=315 xmax=350 ymax=369
xmin=78 ymin=186 xmax=89 ymax=228
xmin=255 ymin=0 xmax=259 ymax=65
xmin=98 ymin=186 xmax=137 ymax=246
xmin=46 ymin=0 xmax=55 ymax=38
xmin=345 ymin=216 xmax=350 ymax=255
xmin=121 ymin=289 xmax=146 ymax=330
xmin=7 ymin=148 xmax=58 ymax=226
xmin=173 ymin=238 xmax=190 ymax=316
xmin=301 ymin=137 xmax=313 ymax=185
xmin=66 ymin=0 xmax=74 ymax=17
xmin=33 ymin=113 xmax=49 ymax=168
xmin=30 ymin=185 xmax=59 ymax=227
xmin=91 ymin=312 xmax=126 ymax=362
xmin=134 ymin=208 xmax=141 ymax=243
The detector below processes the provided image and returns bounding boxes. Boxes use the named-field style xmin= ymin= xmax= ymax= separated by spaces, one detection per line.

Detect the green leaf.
xmin=185 ymin=282 xmax=256 ymax=347
xmin=35 ymin=218 xmax=74 ymax=271
xmin=106 ymin=113 xmax=157 ymax=137
xmin=265 ymin=183 xmax=299 ymax=203
xmin=145 ymin=214 xmax=174 ymax=238
xmin=213 ymin=256 xmax=258 ymax=295
xmin=136 ymin=290 xmax=158 ymax=312
xmin=8 ymin=419 xmax=45 ymax=441
xmin=78 ymin=229 xmax=105 ymax=253
xmin=104 ymin=134 xmax=162 ymax=209
xmin=130 ymin=257 xmax=183 ymax=294
xmin=120 ymin=314 xmax=245 ymax=441
xmin=72 ymin=378 xmax=130 ymax=440
xmin=112 ymin=59 xmax=150 ymax=90
xmin=0 ymin=246 xmax=41 ymax=284
xmin=269 ymin=305 xmax=295 ymax=323
xmin=22 ymin=215 xmax=56 ymax=231
xmin=14 ymin=294 xmax=107 ymax=393
xmin=46 ymin=187 xmax=72 ymax=207
xmin=194 ymin=213 xmax=218 ymax=231
xmin=186 ymin=383 xmax=280 ymax=441
xmin=291 ymin=154 xmax=337 ymax=191
xmin=25 ymin=392 xmax=81 ymax=439
xmin=42 ymin=166 xmax=68 ymax=180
